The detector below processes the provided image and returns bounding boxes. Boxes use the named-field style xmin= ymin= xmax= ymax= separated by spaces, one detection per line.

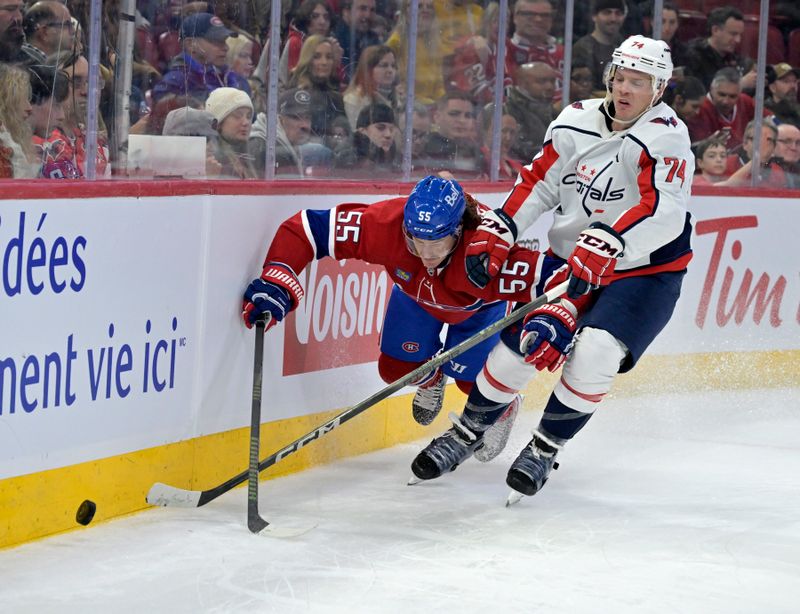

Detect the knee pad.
xmin=555 ymin=327 xmax=627 ymax=414
xmin=475 ymin=341 xmax=537 ymax=404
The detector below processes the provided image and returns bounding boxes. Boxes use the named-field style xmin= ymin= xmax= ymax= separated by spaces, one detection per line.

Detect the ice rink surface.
xmin=3 ymin=387 xmax=799 ymax=614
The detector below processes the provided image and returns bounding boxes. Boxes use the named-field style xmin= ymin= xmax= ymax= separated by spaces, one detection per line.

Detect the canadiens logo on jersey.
xmin=650 ymin=115 xmax=678 ymax=127
xmin=571 ymin=101 xmax=584 ymax=110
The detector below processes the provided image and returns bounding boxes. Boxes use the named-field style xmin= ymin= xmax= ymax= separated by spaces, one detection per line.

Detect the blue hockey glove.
xmin=519 ymin=302 xmax=577 ymax=372
xmin=242 ymin=263 xmax=304 ymax=330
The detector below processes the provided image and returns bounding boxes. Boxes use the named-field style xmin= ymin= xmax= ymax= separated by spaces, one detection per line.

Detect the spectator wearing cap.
xmin=287 ymin=34 xmax=347 ymax=141
xmin=572 ymin=0 xmax=626 ymax=94
xmin=204 ymin=87 xmax=257 ymax=179
xmin=249 ymin=88 xmax=332 ymax=177
xmin=152 ymin=12 xmax=250 ymax=104
xmin=774 ymin=122 xmax=800 ymax=188
xmin=766 ymin=63 xmax=800 ymax=127
xmin=684 ymin=6 xmax=748 ymax=90
xmin=334 ymin=102 xmax=400 ymax=177
xmin=163 ymin=106 xmax=224 ymax=178
xmin=163 ymin=106 xmax=219 ymax=138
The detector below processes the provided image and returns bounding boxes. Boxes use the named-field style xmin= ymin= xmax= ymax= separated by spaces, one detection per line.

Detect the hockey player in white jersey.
xmin=411 ymin=35 xmax=695 ymax=501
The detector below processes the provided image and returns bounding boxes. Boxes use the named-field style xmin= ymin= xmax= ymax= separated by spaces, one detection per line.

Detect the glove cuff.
xmin=493 ymin=208 xmax=518 ymax=242
xmin=528 ymin=302 xmax=577 ymax=330
xmin=261 ymin=262 xmax=304 ymax=308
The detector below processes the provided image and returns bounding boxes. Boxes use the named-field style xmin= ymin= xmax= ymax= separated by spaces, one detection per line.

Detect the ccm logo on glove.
xmin=567 ymin=222 xmax=625 ymax=299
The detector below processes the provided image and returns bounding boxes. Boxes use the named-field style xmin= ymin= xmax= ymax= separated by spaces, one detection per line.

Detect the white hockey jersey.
xmin=501 ymin=98 xmax=694 ymax=276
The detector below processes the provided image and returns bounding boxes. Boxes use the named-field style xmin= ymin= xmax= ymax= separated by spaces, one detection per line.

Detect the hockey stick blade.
xmin=258 ymin=522 xmax=317 ymax=538
xmin=146 ymin=280 xmax=570 ymax=509
xmin=147 ymin=482 xmax=202 ymax=507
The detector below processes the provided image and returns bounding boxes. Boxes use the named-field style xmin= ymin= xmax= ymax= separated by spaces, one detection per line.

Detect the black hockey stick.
xmin=247 ymin=317 xmax=269 ymax=533
xmin=146 ymin=279 xmax=569 ymax=509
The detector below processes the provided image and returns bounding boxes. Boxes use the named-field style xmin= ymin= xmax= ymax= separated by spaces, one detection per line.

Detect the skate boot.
xmin=412 ymin=370 xmax=448 ymax=426
xmin=505 ymin=429 xmax=563 ymax=497
xmin=411 ymin=412 xmax=483 ymax=480
xmin=474 ymin=394 xmax=522 ymax=463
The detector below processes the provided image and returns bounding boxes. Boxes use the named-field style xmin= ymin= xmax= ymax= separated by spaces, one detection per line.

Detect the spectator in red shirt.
xmin=685 ymin=67 xmax=760 ymax=150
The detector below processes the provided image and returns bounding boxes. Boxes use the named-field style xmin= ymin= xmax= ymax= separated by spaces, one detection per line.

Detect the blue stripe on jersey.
xmin=622 ymin=134 xmax=661 ymax=234
xmin=305 ymin=209 xmax=331 ymax=259
xmin=646 ymin=212 xmax=693 ymax=267
xmin=551 ymin=125 xmax=602 ymax=138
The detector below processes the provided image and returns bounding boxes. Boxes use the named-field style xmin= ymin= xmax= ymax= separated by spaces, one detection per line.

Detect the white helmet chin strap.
xmin=602 ymin=65 xmax=666 ymax=126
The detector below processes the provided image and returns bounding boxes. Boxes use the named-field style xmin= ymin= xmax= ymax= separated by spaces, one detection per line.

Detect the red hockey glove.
xmin=519 ymin=302 xmax=577 ymax=372
xmin=465 ymin=208 xmax=517 ymax=288
xmin=567 ymin=222 xmax=625 ymax=299
xmin=242 ymin=263 xmax=304 ymax=330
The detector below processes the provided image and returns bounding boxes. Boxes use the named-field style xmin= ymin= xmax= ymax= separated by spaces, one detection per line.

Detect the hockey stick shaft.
xmin=246 ymin=317 xmax=269 ymax=533
xmin=186 ymin=279 xmax=570 ymax=507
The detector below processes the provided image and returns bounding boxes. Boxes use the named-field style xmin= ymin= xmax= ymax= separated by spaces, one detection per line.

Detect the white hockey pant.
xmin=554 ymin=326 xmax=628 ymax=414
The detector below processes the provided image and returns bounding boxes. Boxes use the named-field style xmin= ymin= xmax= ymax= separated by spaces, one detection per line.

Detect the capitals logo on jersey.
xmin=562 ymin=170 xmax=625 ymax=203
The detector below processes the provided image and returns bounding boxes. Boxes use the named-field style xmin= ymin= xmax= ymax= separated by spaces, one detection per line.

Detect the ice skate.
xmin=411 ymin=412 xmax=483 ymax=480
xmin=474 ymin=394 xmax=522 ymax=463
xmin=412 ymin=370 xmax=448 ymax=426
xmin=505 ymin=429 xmax=562 ymax=497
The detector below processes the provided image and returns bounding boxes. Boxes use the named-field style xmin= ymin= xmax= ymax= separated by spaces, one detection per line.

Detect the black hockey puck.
xmin=76 ymin=500 xmax=97 ymax=525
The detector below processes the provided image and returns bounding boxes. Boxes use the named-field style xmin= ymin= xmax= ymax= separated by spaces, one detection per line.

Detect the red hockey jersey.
xmin=264 ymin=197 xmax=567 ymax=325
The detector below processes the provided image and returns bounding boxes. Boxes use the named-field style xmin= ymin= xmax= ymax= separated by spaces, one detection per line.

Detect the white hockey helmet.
xmin=608 ymin=35 xmax=674 ymax=90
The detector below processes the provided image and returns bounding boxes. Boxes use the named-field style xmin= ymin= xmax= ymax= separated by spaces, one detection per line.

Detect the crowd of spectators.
xmin=0 ymin=0 xmax=798 ymax=187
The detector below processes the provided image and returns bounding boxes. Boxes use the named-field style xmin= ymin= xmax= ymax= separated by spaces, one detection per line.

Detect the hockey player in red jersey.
xmin=435 ymin=35 xmax=695 ymax=502
xmin=243 ymin=176 xmax=587 ymax=461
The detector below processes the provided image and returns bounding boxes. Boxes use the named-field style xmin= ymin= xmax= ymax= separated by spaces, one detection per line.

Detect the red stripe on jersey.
xmin=503 ymin=142 xmax=560 ymax=217
xmin=613 ymin=149 xmax=658 ymax=234
xmin=560 ymin=377 xmax=605 ymax=403
xmin=611 ymin=252 xmax=693 ymax=279
xmin=482 ymin=365 xmax=518 ymax=394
